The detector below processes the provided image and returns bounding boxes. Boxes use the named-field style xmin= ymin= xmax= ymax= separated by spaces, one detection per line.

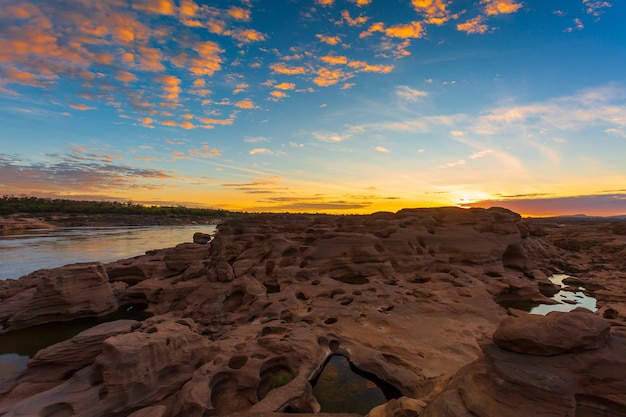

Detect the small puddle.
xmin=311 ymin=355 xmax=400 ymax=415
xmin=0 ymin=305 xmax=150 ymax=378
xmin=501 ymin=274 xmax=597 ymax=315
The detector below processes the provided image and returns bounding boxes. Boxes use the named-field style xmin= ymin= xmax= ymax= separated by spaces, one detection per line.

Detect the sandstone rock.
xmin=2 ymin=209 xmax=625 ymax=416
xmin=0 ymin=263 xmax=118 ymax=334
xmin=367 ymin=397 xmax=427 ymax=417
xmin=25 ymin=320 xmax=139 ymax=381
xmin=493 ymin=311 xmax=610 ymax=356
xmin=193 ymin=232 xmax=212 ymax=244
xmin=421 ymin=322 xmax=626 ymax=417
xmin=127 ymin=405 xmax=167 ymax=417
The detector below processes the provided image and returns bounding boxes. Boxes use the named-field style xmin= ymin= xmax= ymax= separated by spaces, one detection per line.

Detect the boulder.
xmin=0 ymin=263 xmax=118 ymax=334
xmin=493 ymin=311 xmax=610 ymax=356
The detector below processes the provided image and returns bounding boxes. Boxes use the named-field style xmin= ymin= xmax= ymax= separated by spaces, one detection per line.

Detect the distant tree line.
xmin=0 ymin=196 xmax=243 ymax=218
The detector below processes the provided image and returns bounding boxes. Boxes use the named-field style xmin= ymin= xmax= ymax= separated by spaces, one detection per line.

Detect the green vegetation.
xmin=0 ymin=196 xmax=244 ymax=218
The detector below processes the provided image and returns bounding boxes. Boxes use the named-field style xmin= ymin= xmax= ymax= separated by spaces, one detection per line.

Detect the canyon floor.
xmin=0 ymin=207 xmax=625 ymax=417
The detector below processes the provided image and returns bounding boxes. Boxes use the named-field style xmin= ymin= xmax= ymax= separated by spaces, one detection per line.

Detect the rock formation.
xmin=0 ymin=207 xmax=624 ymax=416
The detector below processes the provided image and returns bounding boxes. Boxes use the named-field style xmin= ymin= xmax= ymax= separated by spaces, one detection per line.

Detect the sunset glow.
xmin=1 ymin=0 xmax=625 ymax=216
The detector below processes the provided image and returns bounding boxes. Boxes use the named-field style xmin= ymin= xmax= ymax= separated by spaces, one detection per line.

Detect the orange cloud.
xmin=341 ymin=83 xmax=355 ymax=89
xmin=274 ymin=82 xmax=296 ymax=90
xmin=190 ymin=145 xmax=221 ymax=158
xmin=139 ymin=117 xmax=154 ymax=127
xmin=235 ymin=99 xmax=256 ymax=109
xmin=270 ymin=63 xmax=307 ymax=75
xmin=385 ymin=21 xmax=425 ymax=38
xmin=411 ymin=0 xmax=453 ymax=25
xmin=189 ymin=41 xmax=223 ymax=76
xmin=320 ymin=55 xmax=349 ymax=65
xmin=180 ymin=0 xmax=199 ymax=17
xmin=157 ymin=74 xmax=182 ymax=102
xmin=316 ymin=0 xmax=334 ymax=6
xmin=482 ymin=0 xmax=523 ymax=15
xmin=192 ymin=78 xmax=206 ymax=87
xmin=313 ymin=67 xmax=349 ymax=87
xmin=360 ymin=21 xmax=385 ymax=37
xmin=197 ymin=116 xmax=235 ymax=126
xmin=457 ymin=16 xmax=489 ymax=34
xmin=316 ymin=34 xmax=341 ymax=45
xmin=341 ymin=10 xmax=369 ymax=26
xmin=116 ymin=71 xmax=137 ymax=83
xmin=136 ymin=46 xmax=165 ymax=72
xmin=228 ymin=28 xmax=266 ymax=43
xmin=351 ymin=0 xmax=372 ymax=5
xmin=69 ymin=102 xmax=96 ymax=111
xmin=228 ymin=7 xmax=251 ymax=21
xmin=161 ymin=120 xmax=177 ymax=126
xmin=271 ymin=90 xmax=288 ymax=99
xmin=348 ymin=61 xmax=394 ymax=73
xmin=179 ymin=121 xmax=195 ymax=129
xmin=132 ymin=0 xmax=176 ymax=16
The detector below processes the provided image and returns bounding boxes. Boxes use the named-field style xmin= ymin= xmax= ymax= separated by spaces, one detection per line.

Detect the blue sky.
xmin=1 ymin=0 xmax=625 ymax=215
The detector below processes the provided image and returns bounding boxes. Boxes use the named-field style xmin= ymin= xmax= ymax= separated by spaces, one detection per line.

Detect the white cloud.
xmin=470 ymin=149 xmax=493 ymax=159
xmin=312 ymin=131 xmax=350 ymax=142
xmin=606 ymin=128 xmax=626 ymax=138
xmin=396 ymin=85 xmax=428 ymax=102
xmin=249 ymin=148 xmax=273 ymax=155
xmin=244 ymin=136 xmax=270 ymax=143
xmin=375 ymin=146 xmax=390 ymax=153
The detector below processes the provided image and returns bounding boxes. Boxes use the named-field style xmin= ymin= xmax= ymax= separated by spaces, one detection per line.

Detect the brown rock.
xmin=0 ymin=263 xmax=118 ymax=334
xmin=367 ymin=397 xmax=427 ymax=417
xmin=493 ymin=311 xmax=610 ymax=356
xmin=193 ymin=232 xmax=212 ymax=244
xmin=421 ymin=325 xmax=626 ymax=417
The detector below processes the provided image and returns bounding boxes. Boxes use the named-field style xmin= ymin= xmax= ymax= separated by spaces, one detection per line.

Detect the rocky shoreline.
xmin=0 ymin=213 xmax=222 ymax=234
xmin=0 ymin=207 xmax=625 ymax=416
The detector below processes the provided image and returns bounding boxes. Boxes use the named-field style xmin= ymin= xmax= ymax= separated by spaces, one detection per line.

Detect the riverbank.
xmin=0 ymin=213 xmax=223 ymax=234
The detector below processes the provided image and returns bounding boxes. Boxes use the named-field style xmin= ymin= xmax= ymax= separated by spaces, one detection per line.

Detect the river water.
xmin=0 ymin=224 xmax=217 ymax=377
xmin=0 ymin=225 xmax=217 ymax=280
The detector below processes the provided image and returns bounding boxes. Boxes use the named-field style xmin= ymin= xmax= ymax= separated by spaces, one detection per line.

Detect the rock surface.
xmin=0 ymin=208 xmax=625 ymax=416
xmin=421 ymin=315 xmax=626 ymax=417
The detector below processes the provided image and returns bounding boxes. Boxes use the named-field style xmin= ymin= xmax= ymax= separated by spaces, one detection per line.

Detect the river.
xmin=0 ymin=225 xmax=217 ymax=280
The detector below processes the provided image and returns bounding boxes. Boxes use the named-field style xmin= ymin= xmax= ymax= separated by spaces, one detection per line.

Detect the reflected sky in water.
xmin=0 ymin=225 xmax=216 ymax=280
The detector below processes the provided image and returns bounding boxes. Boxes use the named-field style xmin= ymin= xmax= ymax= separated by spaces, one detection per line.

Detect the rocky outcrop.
xmin=0 ymin=263 xmax=118 ymax=334
xmin=0 ymin=208 xmax=625 ymax=416
xmin=421 ymin=312 xmax=626 ymax=417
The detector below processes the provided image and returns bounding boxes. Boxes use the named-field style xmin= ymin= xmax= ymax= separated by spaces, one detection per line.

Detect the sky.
xmin=1 ymin=0 xmax=626 ymax=217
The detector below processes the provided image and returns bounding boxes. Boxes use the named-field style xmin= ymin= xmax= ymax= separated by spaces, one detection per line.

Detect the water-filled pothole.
xmin=500 ymin=274 xmax=597 ymax=315
xmin=311 ymin=355 xmax=400 ymax=415
xmin=0 ymin=304 xmax=151 ymax=377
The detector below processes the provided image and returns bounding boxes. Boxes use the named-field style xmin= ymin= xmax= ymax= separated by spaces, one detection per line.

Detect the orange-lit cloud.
xmin=116 ymin=71 xmax=138 ymax=83
xmin=385 ymin=21 xmax=425 ymax=38
xmin=341 ymin=10 xmax=369 ymax=26
xmin=360 ymin=21 xmax=385 ymax=37
xmin=158 ymin=74 xmax=182 ymax=103
xmin=411 ymin=0 xmax=454 ymax=25
xmin=482 ymin=0 xmax=523 ymax=16
xmin=274 ymin=82 xmax=296 ymax=90
xmin=69 ymin=103 xmax=96 ymax=111
xmin=132 ymin=0 xmax=176 ymax=16
xmin=348 ymin=60 xmax=394 ymax=73
xmin=375 ymin=146 xmax=391 ymax=153
xmin=235 ymin=99 xmax=257 ymax=109
xmin=321 ymin=55 xmax=349 ymax=65
xmin=316 ymin=0 xmax=334 ymax=6
xmin=228 ymin=28 xmax=266 ymax=43
xmin=351 ymin=0 xmax=372 ymax=6
xmin=270 ymin=63 xmax=307 ymax=75
xmin=228 ymin=7 xmax=251 ymax=21
xmin=457 ymin=16 xmax=489 ymax=34
xmin=270 ymin=90 xmax=289 ymax=99
xmin=189 ymin=41 xmax=223 ymax=76
xmin=180 ymin=0 xmax=199 ymax=17
xmin=189 ymin=145 xmax=221 ymax=158
xmin=316 ymin=34 xmax=342 ymax=45
xmin=313 ymin=67 xmax=350 ymax=87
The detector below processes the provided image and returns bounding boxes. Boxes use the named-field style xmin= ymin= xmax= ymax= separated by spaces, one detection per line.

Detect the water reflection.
xmin=500 ymin=274 xmax=597 ymax=315
xmin=312 ymin=355 xmax=399 ymax=415
xmin=0 ymin=225 xmax=216 ymax=280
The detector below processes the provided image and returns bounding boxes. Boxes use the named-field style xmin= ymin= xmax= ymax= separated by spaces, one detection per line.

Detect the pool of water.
xmin=0 ymin=225 xmax=216 ymax=280
xmin=312 ymin=355 xmax=400 ymax=415
xmin=501 ymin=274 xmax=597 ymax=315
xmin=0 ymin=307 xmax=151 ymax=378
